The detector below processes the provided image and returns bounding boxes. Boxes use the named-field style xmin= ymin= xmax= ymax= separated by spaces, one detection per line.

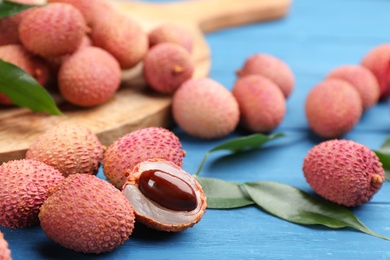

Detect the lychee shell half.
xmin=0 ymin=231 xmax=11 ymax=260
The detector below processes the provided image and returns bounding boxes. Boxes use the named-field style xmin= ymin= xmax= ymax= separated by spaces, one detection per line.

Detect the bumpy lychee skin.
xmin=361 ymin=44 xmax=390 ymax=99
xmin=0 ymin=231 xmax=12 ymax=260
xmin=305 ymin=79 xmax=362 ymax=138
xmin=19 ymin=3 xmax=87 ymax=58
xmin=39 ymin=174 xmax=135 ymax=254
xmin=148 ymin=23 xmax=193 ymax=53
xmin=143 ymin=43 xmax=194 ymax=94
xmin=58 ymin=46 xmax=121 ymax=107
xmin=237 ymin=53 xmax=295 ymax=98
xmin=326 ymin=65 xmax=380 ymax=110
xmin=0 ymin=159 xmax=64 ymax=228
xmin=26 ymin=123 xmax=104 ymax=177
xmin=172 ymin=78 xmax=240 ymax=139
xmin=103 ymin=127 xmax=186 ymax=189
xmin=303 ymin=139 xmax=385 ymax=207
xmin=91 ymin=12 xmax=148 ymax=69
xmin=232 ymin=75 xmax=286 ymax=133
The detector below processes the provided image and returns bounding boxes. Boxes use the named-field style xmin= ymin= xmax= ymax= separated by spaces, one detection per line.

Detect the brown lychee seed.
xmin=39 ymin=174 xmax=135 ymax=254
xmin=123 ymin=158 xmax=207 ymax=232
xmin=58 ymin=46 xmax=121 ymax=107
xmin=303 ymin=139 xmax=385 ymax=207
xmin=148 ymin=23 xmax=194 ymax=53
xmin=0 ymin=231 xmax=12 ymax=260
xmin=0 ymin=159 xmax=64 ymax=228
xmin=143 ymin=43 xmax=194 ymax=94
xmin=232 ymin=74 xmax=286 ymax=133
xmin=172 ymin=78 xmax=240 ymax=139
xmin=361 ymin=44 xmax=390 ymax=99
xmin=91 ymin=12 xmax=148 ymax=70
xmin=305 ymin=79 xmax=362 ymax=138
xmin=26 ymin=123 xmax=104 ymax=177
xmin=18 ymin=3 xmax=87 ymax=58
xmin=236 ymin=53 xmax=295 ymax=98
xmin=103 ymin=127 xmax=186 ymax=189
xmin=326 ymin=64 xmax=380 ymax=110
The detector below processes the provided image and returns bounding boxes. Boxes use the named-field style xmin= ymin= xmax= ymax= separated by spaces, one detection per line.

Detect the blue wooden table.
xmin=2 ymin=0 xmax=390 ymax=259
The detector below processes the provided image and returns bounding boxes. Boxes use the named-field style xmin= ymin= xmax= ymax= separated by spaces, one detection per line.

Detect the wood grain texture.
xmin=0 ymin=0 xmax=291 ymax=163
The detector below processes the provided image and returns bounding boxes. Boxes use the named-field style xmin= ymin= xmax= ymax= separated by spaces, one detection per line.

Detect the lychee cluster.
xmin=305 ymin=44 xmax=389 ymax=138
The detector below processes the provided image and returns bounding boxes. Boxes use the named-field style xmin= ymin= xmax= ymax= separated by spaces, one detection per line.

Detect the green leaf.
xmin=195 ymin=176 xmax=254 ymax=209
xmin=194 ymin=133 xmax=285 ymax=176
xmin=379 ymin=136 xmax=390 ymax=155
xmin=0 ymin=60 xmax=63 ymax=115
xmin=0 ymin=0 xmax=38 ymax=18
xmin=374 ymin=151 xmax=390 ymax=181
xmin=243 ymin=181 xmax=390 ymax=240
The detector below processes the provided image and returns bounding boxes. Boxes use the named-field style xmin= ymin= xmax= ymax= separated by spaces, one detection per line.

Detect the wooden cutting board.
xmin=0 ymin=0 xmax=291 ymax=163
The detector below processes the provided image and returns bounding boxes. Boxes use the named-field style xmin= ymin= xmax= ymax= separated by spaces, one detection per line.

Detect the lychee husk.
xmin=0 ymin=231 xmax=12 ymax=260
xmin=26 ymin=123 xmax=104 ymax=177
xmin=39 ymin=174 xmax=135 ymax=254
xmin=148 ymin=23 xmax=194 ymax=53
xmin=0 ymin=159 xmax=64 ymax=228
xmin=103 ymin=127 xmax=186 ymax=189
xmin=303 ymin=139 xmax=385 ymax=207
xmin=123 ymin=158 xmax=207 ymax=232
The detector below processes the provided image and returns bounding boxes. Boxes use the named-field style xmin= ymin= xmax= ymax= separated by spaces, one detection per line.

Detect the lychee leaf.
xmin=0 ymin=60 xmax=63 ymax=115
xmin=373 ymin=151 xmax=390 ymax=181
xmin=195 ymin=176 xmax=254 ymax=209
xmin=243 ymin=181 xmax=390 ymax=240
xmin=0 ymin=0 xmax=39 ymax=18
xmin=194 ymin=133 xmax=285 ymax=176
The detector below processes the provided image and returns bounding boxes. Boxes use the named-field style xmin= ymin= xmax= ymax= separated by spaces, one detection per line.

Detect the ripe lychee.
xmin=236 ymin=53 xmax=295 ymax=98
xmin=303 ymin=139 xmax=385 ymax=207
xmin=172 ymin=78 xmax=240 ymax=139
xmin=18 ymin=3 xmax=87 ymax=58
xmin=58 ymin=46 xmax=121 ymax=107
xmin=39 ymin=174 xmax=135 ymax=254
xmin=0 ymin=231 xmax=11 ymax=260
xmin=305 ymin=79 xmax=362 ymax=138
xmin=232 ymin=74 xmax=286 ymax=133
xmin=0 ymin=159 xmax=64 ymax=228
xmin=148 ymin=23 xmax=193 ymax=53
xmin=103 ymin=127 xmax=186 ymax=189
xmin=26 ymin=123 xmax=104 ymax=177
xmin=143 ymin=43 xmax=194 ymax=94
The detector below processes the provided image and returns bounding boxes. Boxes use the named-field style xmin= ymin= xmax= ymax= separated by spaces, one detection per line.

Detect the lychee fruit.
xmin=103 ymin=127 xmax=186 ymax=189
xmin=39 ymin=174 xmax=135 ymax=254
xmin=91 ymin=12 xmax=148 ymax=70
xmin=26 ymin=123 xmax=104 ymax=177
xmin=18 ymin=3 xmax=87 ymax=58
xmin=232 ymin=74 xmax=286 ymax=133
xmin=361 ymin=44 xmax=390 ymax=99
xmin=0 ymin=159 xmax=64 ymax=228
xmin=172 ymin=78 xmax=240 ymax=139
xmin=148 ymin=23 xmax=193 ymax=53
xmin=326 ymin=64 xmax=380 ymax=110
xmin=237 ymin=53 xmax=295 ymax=98
xmin=305 ymin=79 xmax=362 ymax=138
xmin=0 ymin=231 xmax=12 ymax=260
xmin=143 ymin=43 xmax=194 ymax=94
xmin=303 ymin=139 xmax=385 ymax=207
xmin=58 ymin=46 xmax=121 ymax=107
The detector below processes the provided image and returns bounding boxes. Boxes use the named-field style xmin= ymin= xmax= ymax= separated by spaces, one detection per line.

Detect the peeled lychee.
xmin=361 ymin=44 xmax=390 ymax=99
xmin=326 ymin=65 xmax=380 ymax=110
xmin=58 ymin=46 xmax=121 ymax=107
xmin=232 ymin=74 xmax=286 ymax=133
xmin=143 ymin=43 xmax=194 ymax=94
xmin=172 ymin=78 xmax=240 ymax=139
xmin=39 ymin=174 xmax=135 ymax=254
xmin=303 ymin=139 xmax=385 ymax=207
xmin=148 ymin=23 xmax=193 ymax=53
xmin=0 ymin=231 xmax=11 ymax=260
xmin=26 ymin=123 xmax=104 ymax=177
xmin=103 ymin=127 xmax=186 ymax=189
xmin=305 ymin=79 xmax=362 ymax=138
xmin=0 ymin=159 xmax=64 ymax=228
xmin=19 ymin=3 xmax=87 ymax=58
xmin=237 ymin=53 xmax=295 ymax=98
